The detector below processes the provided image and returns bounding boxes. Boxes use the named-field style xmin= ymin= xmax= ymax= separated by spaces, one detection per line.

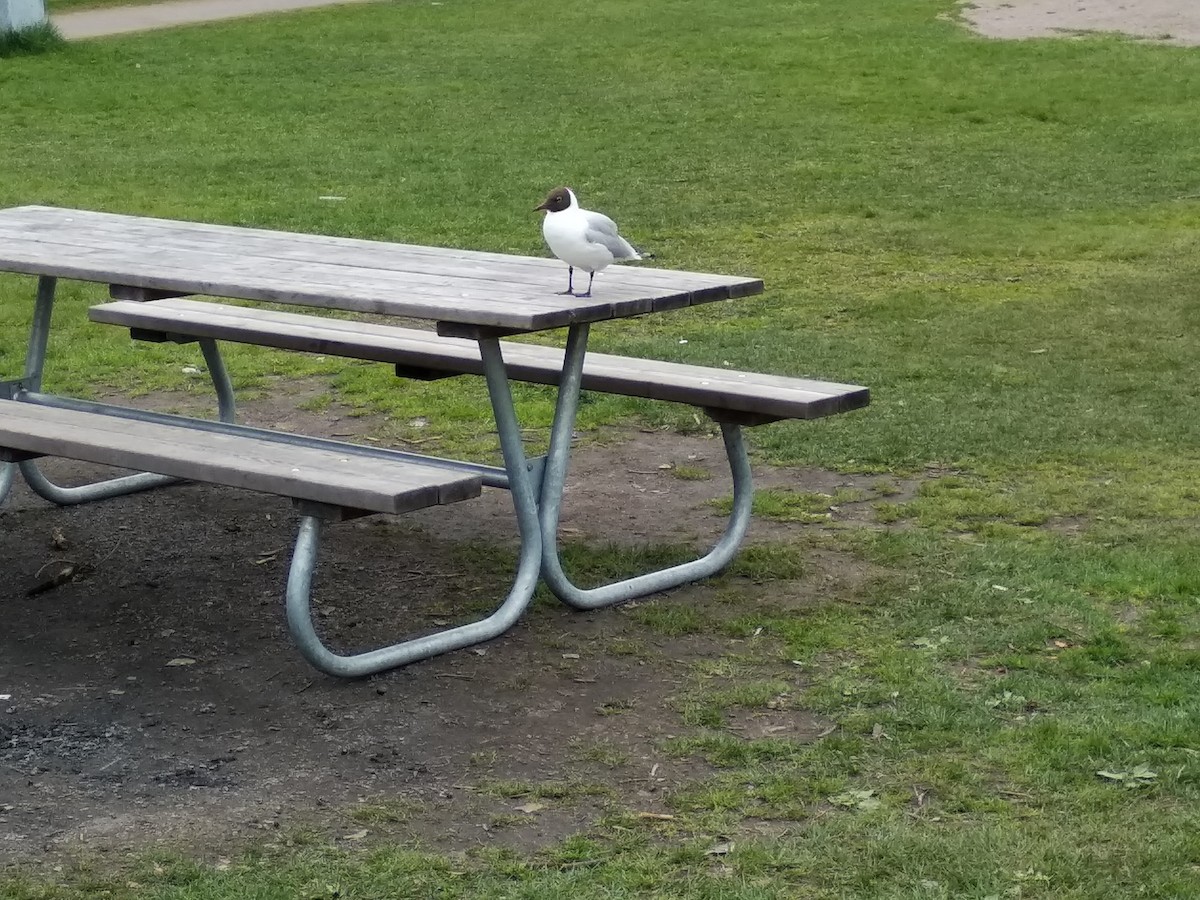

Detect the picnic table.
xmin=0 ymin=205 xmax=869 ymax=677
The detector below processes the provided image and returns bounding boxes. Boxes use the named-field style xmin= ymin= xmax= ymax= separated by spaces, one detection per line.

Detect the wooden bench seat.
xmin=0 ymin=399 xmax=481 ymax=515
xmin=89 ymin=299 xmax=870 ymax=424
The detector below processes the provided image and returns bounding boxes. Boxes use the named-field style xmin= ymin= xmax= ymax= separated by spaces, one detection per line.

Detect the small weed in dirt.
xmin=347 ymin=798 xmax=421 ymax=824
xmin=557 ymin=542 xmax=697 ymax=584
xmin=874 ymin=501 xmax=907 ymax=524
xmin=628 ymin=602 xmax=707 ymax=637
xmin=298 ymin=392 xmax=334 ymax=413
xmin=724 ymin=543 xmax=806 ymax=580
xmin=596 ymin=697 xmax=637 ymax=716
xmin=605 ymin=637 xmax=650 ymax=657
xmin=671 ymin=464 xmax=713 ymax=482
xmin=570 ymin=739 xmax=631 ymax=769
xmin=873 ymin=479 xmax=903 ymax=497
xmin=715 ymin=487 xmax=872 ymax=524
xmin=488 ymin=813 xmax=532 ymax=829
xmin=470 ymin=749 xmax=499 ymax=769
xmin=680 ymin=699 xmax=724 ymax=729
xmin=709 ymin=681 xmax=793 ymax=710
xmin=479 ymin=779 xmax=614 ymax=802
xmin=499 ymin=673 xmax=534 ymax=692
xmin=681 ymin=681 xmax=792 ymax=734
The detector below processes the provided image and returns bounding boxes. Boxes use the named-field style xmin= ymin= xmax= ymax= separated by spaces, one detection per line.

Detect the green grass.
xmin=344 ymin=799 xmax=421 ymax=825
xmin=0 ymin=21 xmax=63 ymax=56
xmin=5 ymin=0 xmax=1200 ymax=896
xmin=714 ymin=486 xmax=871 ymax=523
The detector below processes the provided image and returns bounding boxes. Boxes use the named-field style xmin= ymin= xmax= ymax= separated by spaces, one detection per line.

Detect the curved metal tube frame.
xmin=541 ymin=420 xmax=754 ymax=610
xmin=281 ymin=334 xmax=553 ymax=677
xmin=0 ymin=463 xmax=14 ymax=507
xmin=18 ymin=459 xmax=177 ymax=506
xmin=12 ymin=272 xmax=237 ymax=506
xmin=529 ymin=322 xmax=754 ymax=608
xmin=18 ymin=337 xmax=236 ymax=506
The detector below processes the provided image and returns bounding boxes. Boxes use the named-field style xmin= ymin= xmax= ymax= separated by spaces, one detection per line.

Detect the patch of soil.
xmin=725 ymin=708 xmax=834 ymax=742
xmin=959 ymin=0 xmax=1200 ymax=46
xmin=0 ymin=389 xmax=887 ymax=866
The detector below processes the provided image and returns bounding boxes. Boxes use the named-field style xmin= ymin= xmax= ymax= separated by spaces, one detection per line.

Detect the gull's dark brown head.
xmin=534 ymin=187 xmax=573 ymax=213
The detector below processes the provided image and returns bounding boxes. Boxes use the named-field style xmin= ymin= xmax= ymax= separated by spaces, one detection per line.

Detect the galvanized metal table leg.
xmin=19 ymin=458 xmax=179 ymax=506
xmin=282 ymin=337 xmax=544 ymax=676
xmin=0 ymin=275 xmax=57 ymax=507
xmin=537 ymin=324 xmax=755 ymax=608
xmin=15 ymin=278 xmax=237 ymax=506
xmin=9 ymin=275 xmax=175 ymax=505
xmin=23 ymin=275 xmax=56 ymax=393
xmin=0 ymin=463 xmax=14 ymax=506
xmin=198 ymin=337 xmax=237 ymax=425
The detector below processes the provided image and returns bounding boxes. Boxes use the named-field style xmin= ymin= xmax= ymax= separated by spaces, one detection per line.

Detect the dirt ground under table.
xmin=0 ymin=392 xmax=897 ymax=867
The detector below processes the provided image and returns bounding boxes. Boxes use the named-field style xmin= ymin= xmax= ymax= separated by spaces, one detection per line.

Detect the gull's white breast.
xmin=543 ymin=209 xmax=624 ymax=272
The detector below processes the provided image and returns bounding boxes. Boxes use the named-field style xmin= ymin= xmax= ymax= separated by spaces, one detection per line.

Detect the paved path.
xmin=962 ymin=0 xmax=1200 ymax=46
xmin=54 ymin=0 xmax=377 ymax=40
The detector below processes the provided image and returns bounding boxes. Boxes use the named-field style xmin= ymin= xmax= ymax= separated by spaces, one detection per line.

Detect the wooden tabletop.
xmin=0 ymin=206 xmax=764 ymax=333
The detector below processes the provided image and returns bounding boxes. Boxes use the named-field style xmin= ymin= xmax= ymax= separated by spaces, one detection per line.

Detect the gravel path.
xmin=961 ymin=0 xmax=1200 ymax=46
xmin=53 ymin=0 xmax=377 ymax=40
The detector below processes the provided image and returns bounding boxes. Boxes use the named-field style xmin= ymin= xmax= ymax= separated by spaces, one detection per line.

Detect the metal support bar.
xmin=0 ymin=276 xmax=53 ymax=507
xmin=12 ymin=274 xmax=181 ymax=505
xmin=198 ymin=338 xmax=237 ymax=424
xmin=539 ymin=399 xmax=755 ymax=609
xmin=526 ymin=456 xmax=547 ymax=492
xmin=282 ymin=337 xmax=546 ymax=676
xmin=23 ymin=276 xmax=56 ymax=391
xmin=18 ymin=459 xmax=178 ymax=506
xmin=0 ymin=462 xmax=14 ymax=507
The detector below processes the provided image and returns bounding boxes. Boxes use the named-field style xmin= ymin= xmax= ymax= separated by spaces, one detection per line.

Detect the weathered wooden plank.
xmin=9 ymin=230 xmax=709 ymax=323
xmin=18 ymin=218 xmax=740 ymax=295
xmin=0 ymin=400 xmax=481 ymax=514
xmin=0 ymin=236 xmax=678 ymax=329
xmin=0 ymin=238 xmax=586 ymax=331
xmin=11 ymin=231 xmax=614 ymax=305
xmin=1 ymin=205 xmax=756 ymax=292
xmin=90 ymin=299 xmax=871 ymax=421
xmin=0 ymin=205 xmax=763 ymax=330
xmin=0 ymin=235 xmax=594 ymax=309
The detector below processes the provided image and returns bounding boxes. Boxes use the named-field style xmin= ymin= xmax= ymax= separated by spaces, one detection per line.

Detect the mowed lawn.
xmin=4 ymin=0 xmax=1200 ymax=896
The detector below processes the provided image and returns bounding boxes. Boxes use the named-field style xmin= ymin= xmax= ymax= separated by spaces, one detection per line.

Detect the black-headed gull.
xmin=535 ymin=187 xmax=641 ymax=297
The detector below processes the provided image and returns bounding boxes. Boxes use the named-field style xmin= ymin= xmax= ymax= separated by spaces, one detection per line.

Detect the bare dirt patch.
xmin=0 ymin=389 xmax=888 ymax=867
xmin=959 ymin=0 xmax=1200 ymax=46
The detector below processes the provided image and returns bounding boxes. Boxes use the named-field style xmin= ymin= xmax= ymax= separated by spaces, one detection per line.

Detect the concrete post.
xmin=0 ymin=0 xmax=47 ymax=32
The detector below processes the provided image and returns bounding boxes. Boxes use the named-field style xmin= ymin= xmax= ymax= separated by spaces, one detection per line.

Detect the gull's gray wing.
xmin=583 ymin=210 xmax=641 ymax=260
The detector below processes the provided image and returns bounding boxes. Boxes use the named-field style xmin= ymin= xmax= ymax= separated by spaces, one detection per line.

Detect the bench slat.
xmin=90 ymin=299 xmax=870 ymax=421
xmin=0 ymin=400 xmax=481 ymax=515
